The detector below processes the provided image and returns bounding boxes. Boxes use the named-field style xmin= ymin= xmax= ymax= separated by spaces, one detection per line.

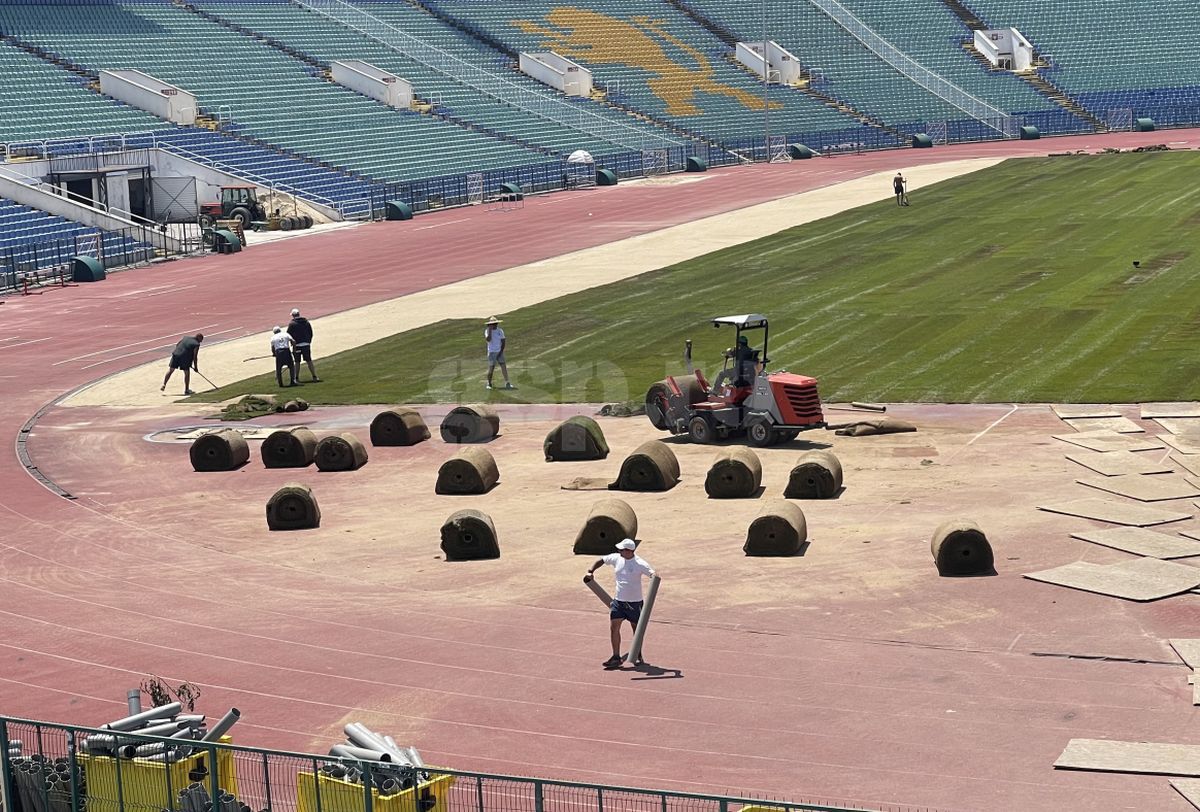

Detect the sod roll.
xmin=266 ymin=483 xmax=320 ymax=530
xmin=315 ymin=432 xmax=369 ymax=471
xmin=573 ymin=498 xmax=638 ymax=555
xmin=612 ymin=440 xmax=680 ymax=491
xmin=704 ymin=447 xmax=762 ymax=498
xmin=834 ymin=418 xmax=916 ymax=436
xmin=436 ymin=446 xmax=499 ymax=494
xmin=784 ymin=450 xmax=843 ymax=499
xmin=931 ymin=519 xmax=995 ymax=576
xmin=440 ymin=509 xmax=500 ymax=560
xmin=261 ymin=427 xmax=317 ymax=468
xmin=645 ymin=375 xmax=707 ymax=430
xmin=544 ymin=415 xmax=609 ymax=461
xmin=744 ymin=501 xmax=807 ymax=556
xmin=189 ymin=429 xmax=250 ymax=472
xmin=440 ymin=404 xmax=500 ymax=444
xmin=371 ymin=408 xmax=430 ymax=447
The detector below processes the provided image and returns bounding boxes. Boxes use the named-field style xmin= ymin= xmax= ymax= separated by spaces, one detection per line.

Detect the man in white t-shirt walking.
xmin=270 ymin=325 xmax=298 ymax=387
xmin=484 ymin=316 xmax=515 ymax=390
xmin=585 ymin=538 xmax=658 ymax=668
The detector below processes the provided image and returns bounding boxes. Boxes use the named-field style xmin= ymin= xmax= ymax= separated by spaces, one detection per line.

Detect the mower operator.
xmin=732 ymin=335 xmax=759 ymax=386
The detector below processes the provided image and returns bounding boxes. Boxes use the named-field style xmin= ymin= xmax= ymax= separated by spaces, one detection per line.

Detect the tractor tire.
xmin=688 ymin=415 xmax=714 ymax=445
xmin=778 ymin=430 xmax=801 ymax=443
xmin=280 ymin=216 xmax=294 ymax=231
xmin=300 ymin=215 xmax=313 ymax=229
xmin=197 ymin=213 xmax=215 ymax=230
xmin=746 ymin=417 xmax=773 ymax=448
xmin=230 ymin=207 xmax=253 ymax=229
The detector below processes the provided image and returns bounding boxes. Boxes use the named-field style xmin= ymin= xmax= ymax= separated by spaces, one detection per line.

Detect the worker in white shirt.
xmin=585 ymin=539 xmax=658 ymax=668
xmin=270 ymin=325 xmax=298 ymax=387
xmin=484 ymin=316 xmax=515 ymax=391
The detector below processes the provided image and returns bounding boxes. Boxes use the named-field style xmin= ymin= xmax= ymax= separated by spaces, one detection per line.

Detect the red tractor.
xmin=198 ymin=185 xmax=265 ymax=229
xmin=645 ymin=314 xmax=825 ymax=446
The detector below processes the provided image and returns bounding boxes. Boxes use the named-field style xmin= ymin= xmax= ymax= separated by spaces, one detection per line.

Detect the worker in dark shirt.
xmin=160 ymin=333 xmax=204 ymax=395
xmin=732 ymin=335 xmax=759 ymax=387
xmin=287 ymin=307 xmax=320 ymax=382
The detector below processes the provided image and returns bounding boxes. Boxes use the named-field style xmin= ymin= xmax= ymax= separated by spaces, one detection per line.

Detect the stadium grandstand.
xmin=0 ymin=0 xmax=1196 ymax=277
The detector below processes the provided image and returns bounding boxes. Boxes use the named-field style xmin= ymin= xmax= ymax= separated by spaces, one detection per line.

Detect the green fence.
xmin=0 ymin=717 xmax=897 ymax=812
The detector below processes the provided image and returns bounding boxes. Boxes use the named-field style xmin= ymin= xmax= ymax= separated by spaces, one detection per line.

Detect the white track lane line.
xmin=52 ymin=323 xmax=222 ymax=365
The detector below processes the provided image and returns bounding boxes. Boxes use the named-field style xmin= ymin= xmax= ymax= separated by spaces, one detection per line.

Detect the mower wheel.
xmin=688 ymin=415 xmax=714 ymax=444
xmin=746 ymin=417 xmax=773 ymax=447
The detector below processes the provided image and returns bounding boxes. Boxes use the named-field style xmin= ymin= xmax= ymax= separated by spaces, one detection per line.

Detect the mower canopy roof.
xmin=712 ymin=314 xmax=767 ymax=330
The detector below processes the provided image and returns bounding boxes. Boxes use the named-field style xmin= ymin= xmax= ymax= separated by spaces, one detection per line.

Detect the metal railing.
xmin=805 ymin=0 xmax=1015 ymax=137
xmin=0 ymin=222 xmax=203 ymax=293
xmin=291 ymin=0 xmax=683 ymax=152
xmin=0 ymin=717 xmax=888 ymax=812
xmin=147 ymin=137 xmax=368 ymax=221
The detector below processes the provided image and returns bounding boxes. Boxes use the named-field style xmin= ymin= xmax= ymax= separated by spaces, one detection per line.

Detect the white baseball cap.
xmin=272 ymin=325 xmax=282 ymax=333
xmin=615 ymin=539 xmax=636 ymax=551
xmin=291 ymin=308 xmax=300 ymax=317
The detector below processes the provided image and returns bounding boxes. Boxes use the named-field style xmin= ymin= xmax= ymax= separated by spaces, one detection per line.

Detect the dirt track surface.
xmin=4 ymin=129 xmax=1200 ymax=812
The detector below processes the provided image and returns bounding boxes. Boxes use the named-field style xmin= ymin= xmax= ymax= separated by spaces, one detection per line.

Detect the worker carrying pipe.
xmin=584 ymin=539 xmax=660 ymax=669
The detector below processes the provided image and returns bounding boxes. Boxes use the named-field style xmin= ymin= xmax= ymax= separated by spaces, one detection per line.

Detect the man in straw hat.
xmin=585 ymin=539 xmax=658 ymax=668
xmin=484 ymin=316 xmax=515 ymax=390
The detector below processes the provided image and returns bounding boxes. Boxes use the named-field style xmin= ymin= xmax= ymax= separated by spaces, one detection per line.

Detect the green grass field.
xmin=194 ymin=152 xmax=1200 ymax=406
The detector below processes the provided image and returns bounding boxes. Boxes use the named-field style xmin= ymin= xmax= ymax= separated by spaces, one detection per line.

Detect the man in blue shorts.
xmin=584 ymin=538 xmax=658 ymax=668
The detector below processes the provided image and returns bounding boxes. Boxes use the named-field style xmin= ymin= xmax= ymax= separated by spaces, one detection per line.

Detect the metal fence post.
xmin=115 ymin=736 xmax=126 ymax=812
xmin=261 ymin=752 xmax=273 ymax=812
xmin=66 ymin=729 xmax=82 ymax=812
xmin=312 ymin=758 xmax=324 ymax=812
xmin=0 ymin=720 xmax=15 ymax=812
xmin=474 ymin=775 xmax=484 ymax=812
xmin=533 ymin=780 xmax=545 ymax=812
xmin=362 ymin=761 xmax=375 ymax=812
xmin=209 ymin=741 xmax=222 ymax=812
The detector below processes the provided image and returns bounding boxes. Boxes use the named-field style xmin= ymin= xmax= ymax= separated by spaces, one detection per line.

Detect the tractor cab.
xmin=708 ymin=313 xmax=768 ymax=404
xmin=199 ymin=185 xmax=265 ymax=229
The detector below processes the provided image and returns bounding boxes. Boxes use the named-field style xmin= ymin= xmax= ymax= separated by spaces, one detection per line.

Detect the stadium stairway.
xmin=939 ymin=0 xmax=1105 ymax=131
xmin=667 ymin=0 xmax=907 ymax=142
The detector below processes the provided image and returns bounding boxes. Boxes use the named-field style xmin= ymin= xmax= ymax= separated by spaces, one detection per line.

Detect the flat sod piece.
xmin=1170 ymin=778 xmax=1200 ymax=810
xmin=1077 ymin=475 xmax=1200 ymax=502
xmin=1143 ymin=403 xmax=1200 ymax=419
xmin=1162 ymin=434 xmax=1200 ymax=455
xmin=1052 ymin=430 xmax=1164 ymax=453
xmin=1066 ymin=450 xmax=1173 ymax=476
xmin=1173 ymin=455 xmax=1200 ymax=477
xmin=1037 ymin=497 xmax=1191 ymax=526
xmin=1051 ymin=404 xmax=1121 ymax=419
xmin=1171 ymin=640 xmax=1200 ymax=668
xmin=1024 ymin=558 xmax=1200 ymax=601
xmin=1154 ymin=417 xmax=1200 ymax=435
xmin=1055 ymin=738 xmax=1200 ymax=776
xmin=1070 ymin=527 xmax=1200 ymax=559
xmin=1062 ymin=416 xmax=1144 ymax=434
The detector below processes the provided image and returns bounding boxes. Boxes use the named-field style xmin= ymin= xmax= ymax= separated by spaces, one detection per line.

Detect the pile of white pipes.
xmin=83 ymin=699 xmax=241 ymax=764
xmin=6 ymin=750 xmax=81 ymax=812
xmin=320 ymin=723 xmax=429 ymax=793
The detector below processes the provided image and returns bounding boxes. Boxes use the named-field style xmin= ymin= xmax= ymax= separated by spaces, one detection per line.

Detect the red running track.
xmin=2 ymin=130 xmax=1199 ymax=812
